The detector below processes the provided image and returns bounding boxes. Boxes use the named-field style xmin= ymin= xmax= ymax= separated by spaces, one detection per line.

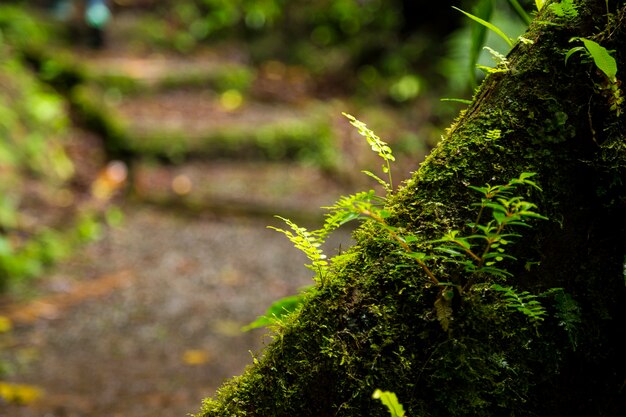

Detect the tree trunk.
xmin=196 ymin=1 xmax=626 ymax=416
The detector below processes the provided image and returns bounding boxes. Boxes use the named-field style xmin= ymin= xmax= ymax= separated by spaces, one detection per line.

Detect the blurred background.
xmin=0 ymin=1 xmax=532 ymax=416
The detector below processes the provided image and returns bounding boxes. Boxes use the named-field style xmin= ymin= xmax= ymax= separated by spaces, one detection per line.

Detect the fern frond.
xmin=268 ymin=216 xmax=328 ymax=275
xmin=320 ymin=190 xmax=380 ymax=233
xmin=492 ymin=284 xmax=547 ymax=324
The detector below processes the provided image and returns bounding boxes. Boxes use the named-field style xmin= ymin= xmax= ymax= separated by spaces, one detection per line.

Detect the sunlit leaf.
xmin=452 ymin=5 xmax=513 ymax=48
xmin=242 ymin=292 xmax=307 ymax=331
xmin=373 ymin=389 xmax=406 ymax=417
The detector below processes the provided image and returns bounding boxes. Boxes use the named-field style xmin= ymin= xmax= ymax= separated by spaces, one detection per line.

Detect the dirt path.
xmin=1 ymin=203 xmax=351 ymax=417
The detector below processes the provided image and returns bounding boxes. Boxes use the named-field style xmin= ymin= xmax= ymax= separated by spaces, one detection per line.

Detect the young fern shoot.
xmin=342 ymin=112 xmax=395 ymax=193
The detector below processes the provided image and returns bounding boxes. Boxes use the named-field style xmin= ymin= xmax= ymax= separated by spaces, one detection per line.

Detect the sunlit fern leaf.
xmin=492 ymin=284 xmax=547 ymax=324
xmin=268 ymin=216 xmax=328 ymax=274
xmin=548 ymin=0 xmax=578 ymax=18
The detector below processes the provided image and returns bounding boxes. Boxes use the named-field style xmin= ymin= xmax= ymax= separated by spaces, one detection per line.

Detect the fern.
xmin=256 ymin=120 xmax=553 ymax=335
xmin=477 ymin=47 xmax=511 ymax=74
xmin=553 ymin=290 xmax=582 ymax=350
xmin=320 ymin=190 xmax=382 ymax=234
xmin=549 ymin=0 xmax=578 ymax=18
xmin=492 ymin=284 xmax=547 ymax=325
xmin=342 ymin=112 xmax=395 ymax=193
xmin=268 ymin=216 xmax=329 ymax=279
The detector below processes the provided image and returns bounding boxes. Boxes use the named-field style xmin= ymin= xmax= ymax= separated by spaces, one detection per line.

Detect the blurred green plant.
xmin=0 ymin=6 xmax=118 ymax=292
xmin=126 ymin=0 xmax=437 ymax=103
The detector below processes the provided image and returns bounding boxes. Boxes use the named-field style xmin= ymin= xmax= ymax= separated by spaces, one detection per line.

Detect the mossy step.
xmin=82 ymin=53 xmax=254 ymax=93
xmin=131 ymin=160 xmax=357 ymax=221
xmin=73 ymin=85 xmax=338 ymax=166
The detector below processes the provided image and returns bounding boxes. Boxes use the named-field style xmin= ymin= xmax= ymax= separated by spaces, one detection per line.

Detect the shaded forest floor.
xmin=0 ymin=6 xmax=451 ymax=417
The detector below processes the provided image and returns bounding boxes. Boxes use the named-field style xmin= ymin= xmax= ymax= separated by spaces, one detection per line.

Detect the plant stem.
xmin=363 ymin=210 xmax=440 ymax=286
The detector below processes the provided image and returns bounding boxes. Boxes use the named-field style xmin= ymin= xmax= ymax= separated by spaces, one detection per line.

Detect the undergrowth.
xmin=248 ymin=113 xmax=552 ymax=334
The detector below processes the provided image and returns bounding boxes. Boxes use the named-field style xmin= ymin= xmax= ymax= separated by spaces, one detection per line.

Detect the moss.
xmin=89 ymin=63 xmax=255 ymax=95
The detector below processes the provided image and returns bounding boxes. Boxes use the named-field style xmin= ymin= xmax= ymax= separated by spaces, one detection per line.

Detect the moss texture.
xmin=197 ymin=1 xmax=626 ymax=416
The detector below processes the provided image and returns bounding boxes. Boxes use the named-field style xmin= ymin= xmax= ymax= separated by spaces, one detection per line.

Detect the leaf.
xmin=535 ymin=0 xmax=545 ymax=11
xmin=400 ymin=251 xmax=432 ymax=262
xmin=565 ymin=46 xmax=586 ymax=65
xmin=362 ymin=170 xmax=390 ymax=191
xmin=569 ymin=37 xmax=617 ymax=82
xmin=435 ymin=295 xmax=453 ymax=331
xmin=434 ymin=246 xmax=464 ymax=257
xmin=493 ymin=211 xmax=507 ymax=225
xmin=580 ymin=38 xmax=617 ymax=82
xmin=372 ymin=389 xmax=406 ymax=417
xmin=507 ymin=0 xmax=532 ymax=25
xmin=452 ymin=6 xmax=513 ymax=48
xmin=464 ymin=0 xmax=495 ymax=88
xmin=242 ymin=292 xmax=307 ymax=331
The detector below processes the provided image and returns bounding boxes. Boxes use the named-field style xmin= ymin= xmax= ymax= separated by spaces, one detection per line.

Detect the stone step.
xmin=82 ymin=52 xmax=254 ymax=94
xmin=74 ymin=85 xmax=338 ymax=165
xmin=131 ymin=160 xmax=362 ymax=222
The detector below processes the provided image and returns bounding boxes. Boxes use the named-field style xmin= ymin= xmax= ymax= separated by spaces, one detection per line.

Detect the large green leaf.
xmin=580 ymin=38 xmax=617 ymax=82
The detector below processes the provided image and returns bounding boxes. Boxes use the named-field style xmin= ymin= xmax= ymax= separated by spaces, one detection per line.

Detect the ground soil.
xmin=1 ymin=203 xmax=352 ymax=417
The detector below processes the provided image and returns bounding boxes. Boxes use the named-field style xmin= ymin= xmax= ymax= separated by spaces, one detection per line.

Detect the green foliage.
xmin=241 ymin=292 xmax=310 ymax=332
xmin=553 ymin=289 xmax=582 ymax=350
xmin=548 ymin=0 xmax=579 ymax=18
xmin=566 ymin=37 xmax=617 ymax=82
xmin=251 ymin=115 xmax=550 ymax=333
xmin=342 ymin=113 xmax=395 ymax=192
xmin=492 ymin=284 xmax=547 ymax=325
xmin=442 ymin=0 xmax=531 ymax=94
xmin=0 ymin=5 xmax=52 ymax=48
xmin=372 ymin=389 xmax=406 ymax=417
xmin=477 ymin=46 xmax=511 ymax=74
xmin=0 ymin=8 xmax=115 ymax=292
xmin=267 ymin=216 xmax=330 ymax=279
xmin=565 ymin=37 xmax=622 ymax=115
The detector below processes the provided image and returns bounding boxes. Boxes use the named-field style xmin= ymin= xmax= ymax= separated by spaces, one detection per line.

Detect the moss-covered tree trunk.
xmin=197 ymin=2 xmax=626 ymax=416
